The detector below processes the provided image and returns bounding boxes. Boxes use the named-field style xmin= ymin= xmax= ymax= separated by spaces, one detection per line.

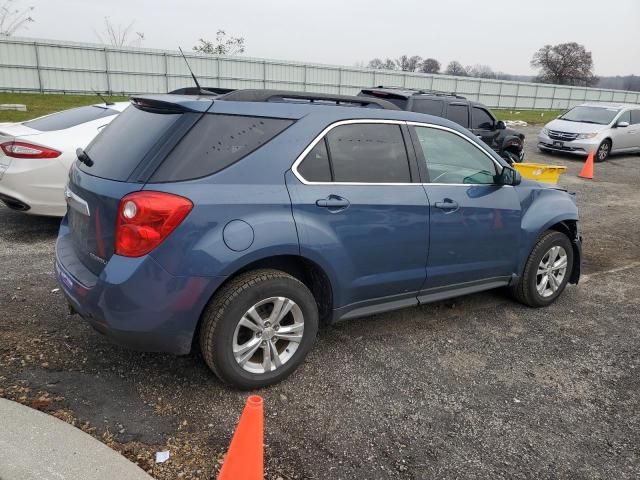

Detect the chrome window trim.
xmin=291 ymin=119 xmax=507 ymax=187
xmin=291 ymin=119 xmax=415 ymax=186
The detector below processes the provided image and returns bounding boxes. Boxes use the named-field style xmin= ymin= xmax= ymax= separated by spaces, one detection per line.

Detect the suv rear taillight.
xmin=115 ymin=191 xmax=193 ymax=257
xmin=0 ymin=141 xmax=61 ymax=159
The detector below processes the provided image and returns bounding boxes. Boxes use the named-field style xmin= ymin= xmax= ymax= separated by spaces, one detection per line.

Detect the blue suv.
xmin=55 ymin=90 xmax=582 ymax=388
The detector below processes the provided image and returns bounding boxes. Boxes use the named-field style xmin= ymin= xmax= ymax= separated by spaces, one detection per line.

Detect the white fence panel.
xmin=0 ymin=36 xmax=637 ymax=110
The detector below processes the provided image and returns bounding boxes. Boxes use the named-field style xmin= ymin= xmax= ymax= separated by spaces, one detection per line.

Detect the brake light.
xmin=115 ymin=191 xmax=193 ymax=257
xmin=0 ymin=141 xmax=61 ymax=159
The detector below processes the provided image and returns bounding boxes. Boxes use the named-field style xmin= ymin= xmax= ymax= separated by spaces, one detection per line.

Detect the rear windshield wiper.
xmin=76 ymin=147 xmax=94 ymax=167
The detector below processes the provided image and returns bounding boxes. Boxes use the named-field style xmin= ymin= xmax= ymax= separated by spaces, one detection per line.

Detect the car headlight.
xmin=577 ymin=132 xmax=598 ymax=139
xmin=541 ymin=127 xmax=550 ymax=136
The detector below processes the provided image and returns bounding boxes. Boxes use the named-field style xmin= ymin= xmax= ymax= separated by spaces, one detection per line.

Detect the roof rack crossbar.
xmin=218 ymin=89 xmax=400 ymax=110
xmin=371 ymin=85 xmax=467 ymax=100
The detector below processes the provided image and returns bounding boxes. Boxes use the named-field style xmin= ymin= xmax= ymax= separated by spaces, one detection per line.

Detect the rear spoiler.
xmin=129 ymin=95 xmax=213 ymax=114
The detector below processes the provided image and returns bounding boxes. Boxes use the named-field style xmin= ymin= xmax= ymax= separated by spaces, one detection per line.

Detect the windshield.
xmin=560 ymin=106 xmax=620 ymax=125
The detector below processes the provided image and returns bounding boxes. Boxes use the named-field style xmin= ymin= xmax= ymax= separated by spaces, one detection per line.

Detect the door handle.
xmin=316 ymin=195 xmax=350 ymax=210
xmin=435 ymin=199 xmax=459 ymax=211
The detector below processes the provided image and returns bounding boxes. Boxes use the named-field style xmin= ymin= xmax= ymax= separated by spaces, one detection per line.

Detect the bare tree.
xmin=531 ymin=42 xmax=597 ymax=86
xmin=419 ymin=58 xmax=440 ymax=74
xmin=395 ymin=55 xmax=422 ymax=72
xmin=367 ymin=58 xmax=397 ymax=70
xmin=466 ymin=64 xmax=496 ymax=79
xmin=95 ymin=17 xmax=144 ymax=47
xmin=445 ymin=61 xmax=468 ymax=76
xmin=193 ymin=30 xmax=245 ymax=56
xmin=0 ymin=0 xmax=34 ymax=36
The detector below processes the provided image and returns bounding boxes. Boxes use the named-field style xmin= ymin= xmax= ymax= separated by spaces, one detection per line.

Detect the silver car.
xmin=538 ymin=103 xmax=640 ymax=162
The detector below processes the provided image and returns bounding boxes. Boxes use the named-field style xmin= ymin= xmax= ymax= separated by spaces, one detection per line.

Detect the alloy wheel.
xmin=232 ymin=296 xmax=304 ymax=374
xmin=536 ymin=246 xmax=568 ymax=298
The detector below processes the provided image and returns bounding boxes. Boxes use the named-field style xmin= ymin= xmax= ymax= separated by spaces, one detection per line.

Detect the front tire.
xmin=199 ymin=269 xmax=319 ymax=389
xmin=511 ymin=231 xmax=573 ymax=307
xmin=595 ymin=139 xmax=611 ymax=162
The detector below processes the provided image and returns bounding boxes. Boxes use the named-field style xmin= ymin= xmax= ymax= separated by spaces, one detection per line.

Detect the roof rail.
xmin=169 ymin=87 xmax=236 ymax=96
xmin=218 ymin=89 xmax=400 ymax=110
xmin=372 ymin=85 xmax=466 ymax=100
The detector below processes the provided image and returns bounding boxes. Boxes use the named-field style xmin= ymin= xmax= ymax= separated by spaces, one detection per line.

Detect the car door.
xmin=629 ymin=109 xmax=640 ymax=150
xmin=611 ymin=110 xmax=634 ymax=151
xmin=408 ymin=123 xmax=522 ymax=295
xmin=285 ymin=120 xmax=429 ymax=315
xmin=471 ymin=106 xmax=500 ymax=148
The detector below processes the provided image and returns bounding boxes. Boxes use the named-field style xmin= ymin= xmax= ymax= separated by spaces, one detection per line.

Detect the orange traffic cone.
xmin=578 ymin=150 xmax=595 ymax=179
xmin=218 ymin=395 xmax=264 ymax=480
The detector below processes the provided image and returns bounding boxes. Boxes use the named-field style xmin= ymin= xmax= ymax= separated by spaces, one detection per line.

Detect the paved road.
xmin=0 ymin=126 xmax=639 ymax=479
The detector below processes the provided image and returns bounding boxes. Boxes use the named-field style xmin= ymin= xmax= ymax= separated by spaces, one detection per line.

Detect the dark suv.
xmin=56 ymin=89 xmax=580 ymax=389
xmin=359 ymin=87 xmax=526 ymax=163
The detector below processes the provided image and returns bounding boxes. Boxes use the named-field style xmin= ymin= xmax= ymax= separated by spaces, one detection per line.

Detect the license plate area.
xmin=553 ymin=141 xmax=564 ymax=148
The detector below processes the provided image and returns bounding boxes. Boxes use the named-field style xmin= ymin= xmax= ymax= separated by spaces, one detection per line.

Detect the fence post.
xmin=33 ymin=41 xmax=44 ymax=93
xmin=338 ymin=67 xmax=342 ymax=94
xmin=103 ymin=47 xmax=111 ymax=94
xmin=514 ymin=83 xmax=521 ymax=109
xmin=163 ymin=52 xmax=169 ymax=93
xmin=262 ymin=60 xmax=267 ymax=90
xmin=497 ymin=81 xmax=504 ymax=109
xmin=302 ymin=64 xmax=307 ymax=92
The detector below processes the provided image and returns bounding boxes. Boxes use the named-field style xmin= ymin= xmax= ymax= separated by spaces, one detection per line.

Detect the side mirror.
xmin=497 ymin=166 xmax=521 ymax=186
xmin=496 ymin=120 xmax=506 ymax=130
xmin=615 ymin=121 xmax=630 ymax=128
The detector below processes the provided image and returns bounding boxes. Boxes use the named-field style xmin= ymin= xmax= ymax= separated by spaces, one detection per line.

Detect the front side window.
xmin=414 ymin=126 xmax=497 ymax=184
xmin=616 ymin=111 xmax=631 ymax=125
xmin=296 ymin=123 xmax=411 ymax=183
xmin=472 ymin=107 xmax=495 ymax=130
xmin=446 ymin=104 xmax=469 ymax=128
xmin=631 ymin=110 xmax=640 ymax=125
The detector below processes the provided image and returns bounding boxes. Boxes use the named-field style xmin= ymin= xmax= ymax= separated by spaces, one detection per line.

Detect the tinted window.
xmin=472 ymin=107 xmax=494 ymax=129
xmin=413 ymin=99 xmax=444 ymax=116
xmin=326 ymin=124 xmax=411 ymax=183
xmin=297 ymin=140 xmax=332 ymax=182
xmin=631 ymin=110 xmax=640 ymax=125
xmin=151 ymin=115 xmax=293 ymax=182
xmin=616 ymin=110 xmax=631 ymax=124
xmin=414 ymin=126 xmax=497 ymax=184
xmin=446 ymin=104 xmax=469 ymax=127
xmin=24 ymin=106 xmax=118 ymax=132
xmin=81 ymin=106 xmax=181 ymax=181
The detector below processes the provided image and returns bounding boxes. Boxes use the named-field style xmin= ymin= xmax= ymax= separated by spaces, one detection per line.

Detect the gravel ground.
xmin=1 ymin=126 xmax=639 ymax=479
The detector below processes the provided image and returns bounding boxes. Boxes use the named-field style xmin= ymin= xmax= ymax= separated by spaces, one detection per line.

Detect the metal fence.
xmin=1 ymin=36 xmax=639 ymax=109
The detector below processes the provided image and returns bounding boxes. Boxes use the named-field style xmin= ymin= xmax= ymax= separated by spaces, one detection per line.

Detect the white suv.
xmin=538 ymin=103 xmax=640 ymax=162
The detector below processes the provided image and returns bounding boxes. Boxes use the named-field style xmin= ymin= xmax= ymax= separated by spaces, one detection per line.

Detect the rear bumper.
xmin=55 ymin=222 xmax=226 ymax=355
xmin=0 ymin=157 xmax=67 ymax=216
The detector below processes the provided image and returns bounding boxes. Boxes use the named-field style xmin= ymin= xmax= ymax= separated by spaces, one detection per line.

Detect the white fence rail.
xmin=1 ymin=36 xmax=639 ymax=109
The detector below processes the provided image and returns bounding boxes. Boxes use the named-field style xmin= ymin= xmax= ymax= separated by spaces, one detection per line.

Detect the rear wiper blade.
xmin=76 ymin=147 xmax=94 ymax=167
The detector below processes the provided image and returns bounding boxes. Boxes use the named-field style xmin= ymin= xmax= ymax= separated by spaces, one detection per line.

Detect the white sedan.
xmin=0 ymin=102 xmax=129 ymax=216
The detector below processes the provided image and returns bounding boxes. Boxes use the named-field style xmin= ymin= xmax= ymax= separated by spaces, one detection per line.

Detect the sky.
xmin=19 ymin=0 xmax=640 ymax=76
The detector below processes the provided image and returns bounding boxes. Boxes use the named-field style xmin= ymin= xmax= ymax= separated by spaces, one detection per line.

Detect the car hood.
xmin=544 ymin=118 xmax=609 ymax=134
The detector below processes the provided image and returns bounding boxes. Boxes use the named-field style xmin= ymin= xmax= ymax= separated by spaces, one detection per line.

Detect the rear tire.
xmin=511 ymin=231 xmax=573 ymax=307
xmin=595 ymin=139 xmax=611 ymax=162
xmin=199 ymin=269 xmax=318 ymax=389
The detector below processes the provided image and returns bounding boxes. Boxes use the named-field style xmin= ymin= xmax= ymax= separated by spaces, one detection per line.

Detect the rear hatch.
xmin=64 ymin=97 xmax=211 ymax=276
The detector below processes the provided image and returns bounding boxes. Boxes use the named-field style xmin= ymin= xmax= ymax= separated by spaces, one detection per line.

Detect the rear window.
xmin=24 ymin=105 xmax=118 ymax=132
xmin=80 ymin=106 xmax=181 ymax=181
xmin=150 ymin=114 xmax=293 ymax=182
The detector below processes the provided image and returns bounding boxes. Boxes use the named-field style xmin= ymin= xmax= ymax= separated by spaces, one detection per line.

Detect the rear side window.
xmin=296 ymin=123 xmax=411 ymax=183
xmin=446 ymin=104 xmax=469 ymax=128
xmin=24 ymin=106 xmax=118 ymax=132
xmin=413 ymin=99 xmax=444 ymax=116
xmin=81 ymin=106 xmax=181 ymax=181
xmin=297 ymin=140 xmax=332 ymax=182
xmin=151 ymin=115 xmax=293 ymax=182
xmin=632 ymin=110 xmax=640 ymax=125
xmin=472 ymin=107 xmax=495 ymax=129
